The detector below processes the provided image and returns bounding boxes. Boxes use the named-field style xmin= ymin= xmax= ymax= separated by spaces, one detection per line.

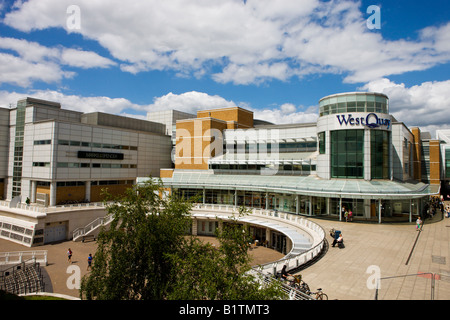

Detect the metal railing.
xmin=0 ymin=200 xmax=106 ymax=213
xmin=0 ymin=250 xmax=48 ymax=266
xmin=0 ymin=259 xmax=45 ymax=295
xmin=72 ymin=214 xmax=113 ymax=241
xmin=249 ymin=268 xmax=315 ymax=300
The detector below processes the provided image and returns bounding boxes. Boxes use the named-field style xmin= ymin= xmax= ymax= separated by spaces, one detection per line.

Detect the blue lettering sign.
xmin=336 ymin=113 xmax=390 ymax=129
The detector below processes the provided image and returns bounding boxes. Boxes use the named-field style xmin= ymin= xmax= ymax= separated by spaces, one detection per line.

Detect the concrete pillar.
xmin=192 ymin=219 xmax=198 ymax=236
xmin=265 ymin=192 xmax=269 ymax=210
xmin=85 ymin=181 xmax=91 ymax=202
xmin=409 ymin=199 xmax=412 ymax=223
xmin=339 ymin=197 xmax=342 ymax=221
xmin=378 ymin=199 xmax=382 ymax=224
xmin=309 ymin=196 xmax=312 ymax=216
xmin=296 ymin=195 xmax=299 ymax=215
xmin=30 ymin=180 xmax=37 ymax=203
xmin=50 ymin=182 xmax=57 ymax=206
xmin=364 ymin=129 xmax=371 ymax=180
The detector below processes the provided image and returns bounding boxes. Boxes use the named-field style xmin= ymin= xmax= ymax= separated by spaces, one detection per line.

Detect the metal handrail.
xmin=0 ymin=250 xmax=48 ymax=266
xmin=248 ymin=268 xmax=315 ymax=300
xmin=375 ymin=272 xmax=437 ymax=300
xmin=73 ymin=214 xmax=113 ymax=241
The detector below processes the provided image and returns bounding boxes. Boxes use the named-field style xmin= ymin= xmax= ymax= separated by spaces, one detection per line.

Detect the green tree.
xmin=80 ymin=178 xmax=285 ymax=300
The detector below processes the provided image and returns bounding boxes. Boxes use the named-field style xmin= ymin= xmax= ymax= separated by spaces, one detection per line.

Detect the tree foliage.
xmin=80 ymin=178 xmax=285 ymax=300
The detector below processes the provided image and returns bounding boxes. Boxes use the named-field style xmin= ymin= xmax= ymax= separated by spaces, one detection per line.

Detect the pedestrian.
xmin=67 ymin=248 xmax=73 ymax=264
xmin=416 ymin=217 xmax=422 ymax=231
xmin=281 ymin=265 xmax=292 ymax=281
xmin=332 ymin=233 xmax=343 ymax=247
xmin=87 ymin=253 xmax=93 ymax=271
xmin=348 ymin=210 xmax=353 ymax=222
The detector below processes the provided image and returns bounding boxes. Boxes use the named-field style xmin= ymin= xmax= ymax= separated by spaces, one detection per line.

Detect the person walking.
xmin=67 ymin=248 xmax=73 ymax=264
xmin=87 ymin=253 xmax=93 ymax=271
xmin=416 ymin=217 xmax=423 ymax=231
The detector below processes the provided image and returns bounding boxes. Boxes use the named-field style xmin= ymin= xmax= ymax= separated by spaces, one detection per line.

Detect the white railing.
xmin=72 ymin=214 xmax=113 ymax=241
xmin=0 ymin=251 xmax=48 ymax=266
xmin=192 ymin=204 xmax=326 ymax=277
xmin=0 ymin=201 xmax=106 ymax=214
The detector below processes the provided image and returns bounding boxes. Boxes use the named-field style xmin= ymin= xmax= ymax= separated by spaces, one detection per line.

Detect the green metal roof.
xmin=139 ymin=171 xmax=439 ymax=200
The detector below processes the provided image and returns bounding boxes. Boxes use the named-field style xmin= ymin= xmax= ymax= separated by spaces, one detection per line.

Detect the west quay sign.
xmin=336 ymin=113 xmax=391 ymax=129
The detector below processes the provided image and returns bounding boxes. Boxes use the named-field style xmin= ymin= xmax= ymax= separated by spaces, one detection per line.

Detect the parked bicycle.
xmin=287 ymin=274 xmax=310 ymax=293
xmin=308 ymin=288 xmax=328 ymax=300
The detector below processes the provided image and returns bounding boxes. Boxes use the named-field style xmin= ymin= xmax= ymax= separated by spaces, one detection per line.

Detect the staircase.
xmin=0 ymin=260 xmax=45 ymax=295
xmin=72 ymin=215 xmax=113 ymax=242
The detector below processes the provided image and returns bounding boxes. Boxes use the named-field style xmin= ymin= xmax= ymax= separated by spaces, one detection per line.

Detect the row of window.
xmin=36 ymin=180 xmax=135 ymax=187
xmin=57 ymin=163 xmax=137 ymax=169
xmin=210 ymin=163 xmax=316 ymax=173
xmin=58 ymin=140 xmax=138 ymax=151
xmin=33 ymin=139 xmax=138 ymax=151
xmin=319 ymin=101 xmax=388 ymax=117
xmin=225 ymin=141 xmax=317 ymax=153
xmin=33 ymin=162 xmax=137 ymax=168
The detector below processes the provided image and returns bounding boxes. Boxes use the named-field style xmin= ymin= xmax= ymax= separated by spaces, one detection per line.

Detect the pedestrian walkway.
xmin=299 ymin=211 xmax=450 ymax=300
xmin=0 ymin=211 xmax=449 ymax=300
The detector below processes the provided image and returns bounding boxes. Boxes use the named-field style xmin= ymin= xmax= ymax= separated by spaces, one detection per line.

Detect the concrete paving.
xmin=1 ymin=210 xmax=449 ymax=300
xmin=301 ymin=212 xmax=450 ymax=300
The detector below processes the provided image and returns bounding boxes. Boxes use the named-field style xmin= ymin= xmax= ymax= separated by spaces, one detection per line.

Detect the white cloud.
xmin=60 ymin=48 xmax=116 ymax=69
xmin=252 ymin=105 xmax=318 ymax=125
xmin=0 ymin=90 xmax=239 ymax=119
xmin=146 ymin=91 xmax=238 ymax=115
xmin=4 ymin=0 xmax=450 ymax=85
xmin=0 ymin=89 xmax=140 ymax=115
xmin=362 ymin=78 xmax=450 ymax=135
xmin=0 ymin=53 xmax=72 ymax=87
xmin=0 ymin=37 xmax=116 ymax=87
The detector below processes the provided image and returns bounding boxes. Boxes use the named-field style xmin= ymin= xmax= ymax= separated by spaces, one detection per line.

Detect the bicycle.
xmin=308 ymin=288 xmax=328 ymax=300
xmin=287 ymin=275 xmax=310 ymax=294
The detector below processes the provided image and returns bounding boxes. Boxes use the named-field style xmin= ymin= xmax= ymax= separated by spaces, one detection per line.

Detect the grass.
xmin=0 ymin=290 xmax=69 ymax=300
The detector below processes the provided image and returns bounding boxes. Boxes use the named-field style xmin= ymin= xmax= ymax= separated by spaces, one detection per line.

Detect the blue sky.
xmin=0 ymin=0 xmax=449 ymax=134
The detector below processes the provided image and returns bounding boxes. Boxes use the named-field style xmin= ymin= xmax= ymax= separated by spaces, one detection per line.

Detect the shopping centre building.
xmin=152 ymin=92 xmax=442 ymax=225
xmin=0 ymin=92 xmax=445 ymax=247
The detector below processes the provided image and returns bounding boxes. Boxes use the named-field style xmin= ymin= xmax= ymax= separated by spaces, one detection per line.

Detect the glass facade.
xmin=446 ymin=148 xmax=450 ymax=179
xmin=12 ymin=101 xmax=26 ymax=198
xmin=319 ymin=93 xmax=388 ymax=117
xmin=318 ymin=132 xmax=325 ymax=154
xmin=371 ymin=130 xmax=390 ymax=179
xmin=330 ymin=130 xmax=364 ymax=178
xmin=172 ymin=187 xmax=425 ymax=222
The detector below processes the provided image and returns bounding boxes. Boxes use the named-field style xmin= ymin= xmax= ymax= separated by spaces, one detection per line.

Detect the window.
xmin=34 ymin=140 xmax=51 ymax=145
xmin=330 ymin=130 xmax=364 ymax=178
xmin=33 ymin=162 xmax=50 ymax=167
xmin=318 ymin=132 xmax=326 ymax=154
xmin=58 ymin=140 xmax=69 ymax=145
xmin=371 ymin=130 xmax=390 ymax=179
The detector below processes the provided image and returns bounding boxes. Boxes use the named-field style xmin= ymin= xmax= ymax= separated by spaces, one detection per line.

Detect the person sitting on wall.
xmin=281 ymin=265 xmax=292 ymax=280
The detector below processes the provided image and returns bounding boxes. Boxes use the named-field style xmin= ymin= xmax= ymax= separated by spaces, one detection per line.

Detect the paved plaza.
xmin=1 ymin=211 xmax=449 ymax=300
